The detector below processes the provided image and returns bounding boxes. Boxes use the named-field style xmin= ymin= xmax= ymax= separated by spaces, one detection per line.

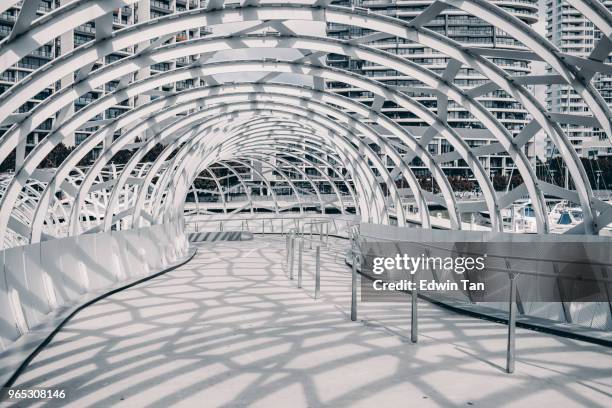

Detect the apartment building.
xmin=545 ymin=0 xmax=612 ymax=158
xmin=326 ymin=0 xmax=540 ymax=178
xmin=1 ymin=0 xmax=547 ymax=189
xmin=0 ymin=0 xmax=209 ymax=162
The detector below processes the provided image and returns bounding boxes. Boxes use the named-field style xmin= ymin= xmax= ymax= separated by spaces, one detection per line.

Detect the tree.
xmin=448 ymin=176 xmax=474 ymax=192
xmin=142 ymin=143 xmax=165 ymax=162
xmin=0 ymin=149 xmax=16 ymax=173
xmin=40 ymin=143 xmax=73 ymax=168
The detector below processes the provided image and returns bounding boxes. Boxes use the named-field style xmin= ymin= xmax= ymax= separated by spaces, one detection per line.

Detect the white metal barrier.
xmin=0 ymin=222 xmax=189 ymax=352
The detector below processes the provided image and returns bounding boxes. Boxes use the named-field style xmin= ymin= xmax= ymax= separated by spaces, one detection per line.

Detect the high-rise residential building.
xmin=544 ymin=0 xmax=612 ymax=158
xmin=1 ymin=0 xmax=543 ymax=181
xmin=326 ymin=0 xmax=540 ymax=178
xmin=0 ymin=0 xmax=56 ymax=160
xmin=0 ymin=0 xmax=209 ymax=164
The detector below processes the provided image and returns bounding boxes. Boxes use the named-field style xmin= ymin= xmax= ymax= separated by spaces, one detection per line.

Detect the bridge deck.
xmin=11 ymin=237 xmax=612 ymax=407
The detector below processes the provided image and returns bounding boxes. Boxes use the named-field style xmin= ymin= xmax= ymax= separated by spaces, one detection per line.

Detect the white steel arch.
xmin=0 ymin=0 xmax=611 ymax=248
xmin=0 ymin=34 xmax=537 ymax=229
xmin=4 ymin=60 xmax=498 ymax=246
xmin=126 ymin=102 xmax=400 ymax=228
xmin=71 ymin=106 xmax=386 ymax=237
xmin=25 ymin=78 xmax=461 ymax=243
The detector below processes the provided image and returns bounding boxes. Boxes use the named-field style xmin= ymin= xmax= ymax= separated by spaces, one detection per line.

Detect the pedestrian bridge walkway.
xmin=8 ymin=237 xmax=612 ymax=407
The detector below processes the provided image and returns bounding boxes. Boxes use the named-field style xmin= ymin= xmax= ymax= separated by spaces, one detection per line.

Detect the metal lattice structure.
xmin=0 ymin=0 xmax=611 ymax=248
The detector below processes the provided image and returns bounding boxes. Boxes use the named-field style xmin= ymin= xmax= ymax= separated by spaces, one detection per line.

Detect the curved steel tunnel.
xmin=0 ymin=0 xmax=611 ymax=249
xmin=2 ymin=2 xmax=612 ymax=400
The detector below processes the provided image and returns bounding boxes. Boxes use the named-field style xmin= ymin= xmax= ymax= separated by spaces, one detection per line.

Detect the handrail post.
xmin=315 ymin=245 xmax=321 ymax=299
xmin=350 ymin=233 xmax=358 ymax=321
xmin=298 ymin=238 xmax=303 ymax=289
xmin=319 ymin=222 xmax=323 ymax=244
xmin=310 ymin=223 xmax=313 ymax=249
xmin=289 ymin=233 xmax=295 ymax=280
xmin=411 ymin=266 xmax=418 ymax=343
xmin=553 ymin=262 xmax=571 ymax=324
xmin=507 ymin=268 xmax=518 ymax=374
xmin=285 ymin=234 xmax=290 ymax=264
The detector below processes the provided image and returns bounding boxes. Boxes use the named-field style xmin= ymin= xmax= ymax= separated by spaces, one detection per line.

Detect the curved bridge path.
xmin=10 ymin=237 xmax=612 ymax=407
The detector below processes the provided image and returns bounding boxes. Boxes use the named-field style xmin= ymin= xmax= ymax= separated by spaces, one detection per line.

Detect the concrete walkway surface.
xmin=8 ymin=237 xmax=612 ymax=407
